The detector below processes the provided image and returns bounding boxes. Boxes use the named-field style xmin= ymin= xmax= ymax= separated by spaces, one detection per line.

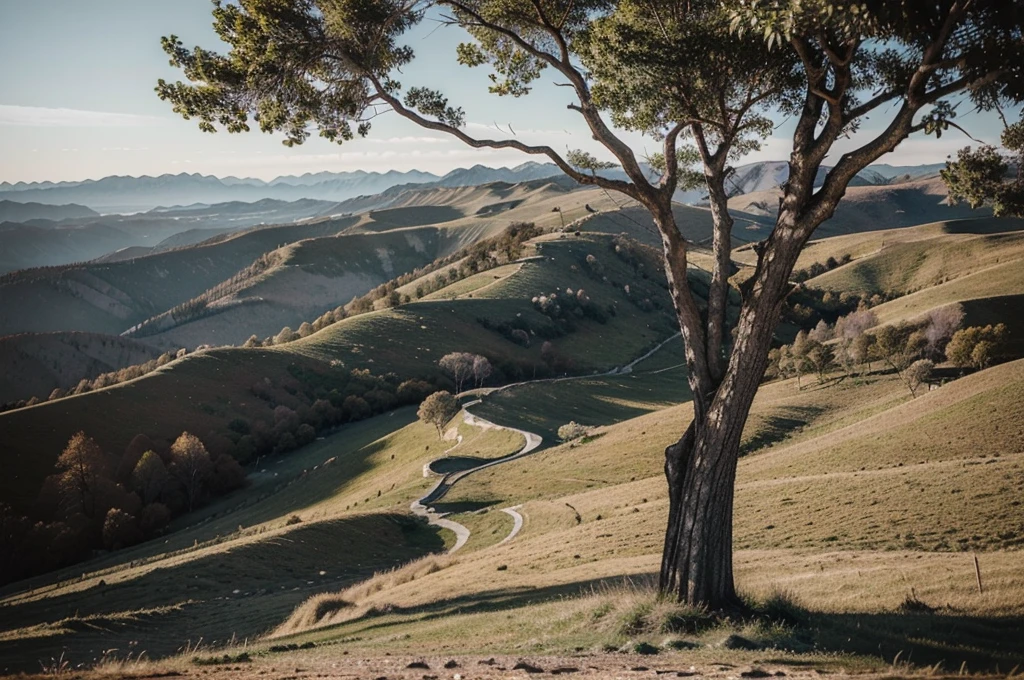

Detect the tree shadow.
xmin=430 ymin=499 xmax=501 ymax=514
xmin=740 ymin=405 xmax=826 ymax=456
xmin=310 ymin=571 xmax=1024 ymax=673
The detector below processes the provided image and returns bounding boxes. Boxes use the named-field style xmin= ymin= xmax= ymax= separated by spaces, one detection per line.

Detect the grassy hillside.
xmin=0 ymin=216 xmax=361 ymax=337
xmin=132 ymin=227 xmax=459 ymax=350
xmin=728 ymin=175 xmax=989 ymax=238
xmin=271 ymin=360 xmax=1024 ymax=670
xmin=0 ymin=331 xmax=163 ymax=404
xmin=3 ymin=341 xmax=1023 ymax=673
xmin=0 ymin=233 xmax=677 ymax=512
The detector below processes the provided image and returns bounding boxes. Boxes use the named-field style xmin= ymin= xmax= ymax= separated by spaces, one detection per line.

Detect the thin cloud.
xmin=0 ymin=105 xmax=164 ymax=128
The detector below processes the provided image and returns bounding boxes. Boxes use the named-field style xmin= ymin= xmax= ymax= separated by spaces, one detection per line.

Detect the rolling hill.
xmin=0 ymin=332 xmax=164 ymax=404
xmin=728 ymin=175 xmax=987 ymax=236
xmin=0 ymin=200 xmax=98 ymax=223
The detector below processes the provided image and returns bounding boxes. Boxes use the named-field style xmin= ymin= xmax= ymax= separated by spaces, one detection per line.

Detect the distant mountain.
xmin=0 ymin=200 xmax=98 ymax=223
xmin=0 ymin=197 xmax=342 ymax=274
xmin=0 ymin=165 xmax=556 ymax=212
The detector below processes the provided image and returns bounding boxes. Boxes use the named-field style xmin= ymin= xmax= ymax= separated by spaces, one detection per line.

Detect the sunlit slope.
xmin=269 ymin=360 xmax=1024 ymax=666
xmin=288 ymin=234 xmax=678 ymax=375
xmin=802 ymin=218 xmax=1024 ymax=296
xmin=131 ymin=227 xmax=460 ymax=349
xmin=729 ymin=175 xmax=987 ymax=237
xmin=0 ymin=216 xmax=360 ymax=337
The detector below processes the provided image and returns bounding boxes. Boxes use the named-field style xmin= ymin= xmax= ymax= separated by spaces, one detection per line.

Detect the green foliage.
xmin=557 ymin=421 xmax=592 ymax=442
xmin=943 ymin=121 xmax=1024 ymax=217
xmin=417 ymin=390 xmax=460 ymax=438
xmin=946 ymin=323 xmax=1009 ymax=370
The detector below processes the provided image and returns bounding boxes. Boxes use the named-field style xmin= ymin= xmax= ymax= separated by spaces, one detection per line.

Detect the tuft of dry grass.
xmin=274 ymin=554 xmax=456 ymax=637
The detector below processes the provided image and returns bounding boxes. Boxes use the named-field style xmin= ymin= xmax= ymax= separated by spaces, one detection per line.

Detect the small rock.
xmin=721 ymin=635 xmax=761 ymax=651
xmin=444 ymin=660 xmax=459 ymax=669
xmin=633 ymin=642 xmax=659 ymax=656
xmin=407 ymin=661 xmax=430 ymax=670
xmin=741 ymin=670 xmax=772 ymax=678
xmin=512 ymin=661 xmax=545 ymax=673
xmin=497 ymin=564 xmax=508 ymax=571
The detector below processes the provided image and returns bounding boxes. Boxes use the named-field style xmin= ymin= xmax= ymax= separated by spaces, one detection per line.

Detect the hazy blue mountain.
xmin=0 ymin=200 xmax=98 ymax=223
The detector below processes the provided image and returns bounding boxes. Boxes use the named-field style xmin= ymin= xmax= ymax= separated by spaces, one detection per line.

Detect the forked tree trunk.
xmin=654 ymin=200 xmax=803 ymax=609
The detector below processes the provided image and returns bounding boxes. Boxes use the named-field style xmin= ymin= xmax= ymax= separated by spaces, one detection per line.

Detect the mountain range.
xmin=0 ymin=160 xmax=948 ymax=213
xmin=0 ymin=163 xmax=565 ymax=212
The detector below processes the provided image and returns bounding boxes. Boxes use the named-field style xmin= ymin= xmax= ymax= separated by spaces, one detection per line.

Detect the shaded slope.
xmin=0 ymin=332 xmax=163 ymax=404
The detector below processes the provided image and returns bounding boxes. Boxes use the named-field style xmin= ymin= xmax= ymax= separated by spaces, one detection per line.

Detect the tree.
xmin=102 ymin=508 xmax=141 ymax=551
xmin=158 ymin=0 xmax=1024 ymax=609
xmin=417 ymin=391 xmax=461 ymax=438
xmin=472 ymin=355 xmax=493 ymax=388
xmin=169 ymin=432 xmax=212 ymax=512
xmin=55 ymin=432 xmax=110 ymax=519
xmin=924 ymin=304 xmax=965 ymax=360
xmin=438 ymin=352 xmax=475 ymax=393
xmin=942 ymin=119 xmax=1024 ymax=217
xmin=906 ymin=359 xmax=935 ymax=397
xmin=131 ymin=451 xmax=168 ymax=505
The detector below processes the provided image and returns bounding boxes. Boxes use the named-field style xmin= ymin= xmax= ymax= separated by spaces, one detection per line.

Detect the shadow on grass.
xmin=0 ymin=513 xmax=446 ymax=673
xmin=740 ymin=405 xmax=825 ymax=456
xmin=307 ymin=571 xmax=1024 ymax=672
xmin=430 ymin=499 xmax=501 ymax=514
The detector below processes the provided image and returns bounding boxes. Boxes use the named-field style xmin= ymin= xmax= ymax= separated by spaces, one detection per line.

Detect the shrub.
xmin=558 ymin=421 xmax=591 ymax=442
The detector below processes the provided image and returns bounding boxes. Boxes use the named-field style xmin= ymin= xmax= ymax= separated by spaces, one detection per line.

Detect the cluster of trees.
xmin=437 ymin=352 xmax=493 ymax=393
xmin=254 ymin=222 xmax=543 ymax=348
xmin=946 ymin=323 xmax=1009 ymax=371
xmin=532 ymin=287 xmax=611 ymax=325
xmin=771 ymin=304 xmax=1009 ymax=396
xmin=239 ymin=366 xmax=441 ymax=461
xmin=791 ymin=253 xmax=853 ymax=283
xmin=0 ymin=431 xmax=244 ymax=585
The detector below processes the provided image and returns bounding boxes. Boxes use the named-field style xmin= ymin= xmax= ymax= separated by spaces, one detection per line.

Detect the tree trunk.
xmin=657 ymin=201 xmax=802 ymax=609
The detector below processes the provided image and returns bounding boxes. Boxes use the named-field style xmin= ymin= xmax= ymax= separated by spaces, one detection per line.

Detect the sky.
xmin=0 ymin=0 xmax=1015 ymax=184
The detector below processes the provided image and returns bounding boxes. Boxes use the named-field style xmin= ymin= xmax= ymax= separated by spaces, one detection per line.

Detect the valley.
xmin=1 ymin=160 xmax=1023 ymax=679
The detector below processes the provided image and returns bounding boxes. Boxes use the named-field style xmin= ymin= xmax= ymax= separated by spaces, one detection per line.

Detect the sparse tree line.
xmin=769 ymin=304 xmax=1009 ymax=396
xmin=128 ymin=251 xmax=286 ymax=339
xmin=0 ymin=431 xmax=245 ymax=585
xmin=252 ymin=222 xmax=543 ymax=348
xmin=791 ymin=253 xmax=853 ymax=283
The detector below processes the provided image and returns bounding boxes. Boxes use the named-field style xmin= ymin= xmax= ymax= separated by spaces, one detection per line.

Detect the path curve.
xmin=411 ymin=331 xmax=680 ymax=553
xmin=498 ymin=506 xmax=524 ymax=545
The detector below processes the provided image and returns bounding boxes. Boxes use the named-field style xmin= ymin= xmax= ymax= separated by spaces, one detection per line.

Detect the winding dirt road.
xmin=411 ymin=332 xmax=681 ymax=553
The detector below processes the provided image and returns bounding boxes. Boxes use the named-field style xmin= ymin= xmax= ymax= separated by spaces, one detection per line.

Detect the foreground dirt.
xmin=34 ymin=653 xmax=975 ymax=680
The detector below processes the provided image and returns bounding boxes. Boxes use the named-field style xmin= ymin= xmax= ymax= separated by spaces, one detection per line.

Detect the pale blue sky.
xmin=0 ymin=0 xmax=1013 ymax=183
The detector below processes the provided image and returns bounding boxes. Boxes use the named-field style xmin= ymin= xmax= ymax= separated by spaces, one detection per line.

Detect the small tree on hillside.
xmin=131 ymin=451 xmax=168 ymax=505
xmin=55 ymin=431 xmax=110 ymax=519
xmin=417 ymin=391 xmax=460 ymax=438
xmin=169 ymin=432 xmax=212 ymax=513
xmin=906 ymin=359 xmax=935 ymax=397
xmin=472 ymin=355 xmax=493 ymax=388
xmin=439 ymin=352 xmax=475 ymax=393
